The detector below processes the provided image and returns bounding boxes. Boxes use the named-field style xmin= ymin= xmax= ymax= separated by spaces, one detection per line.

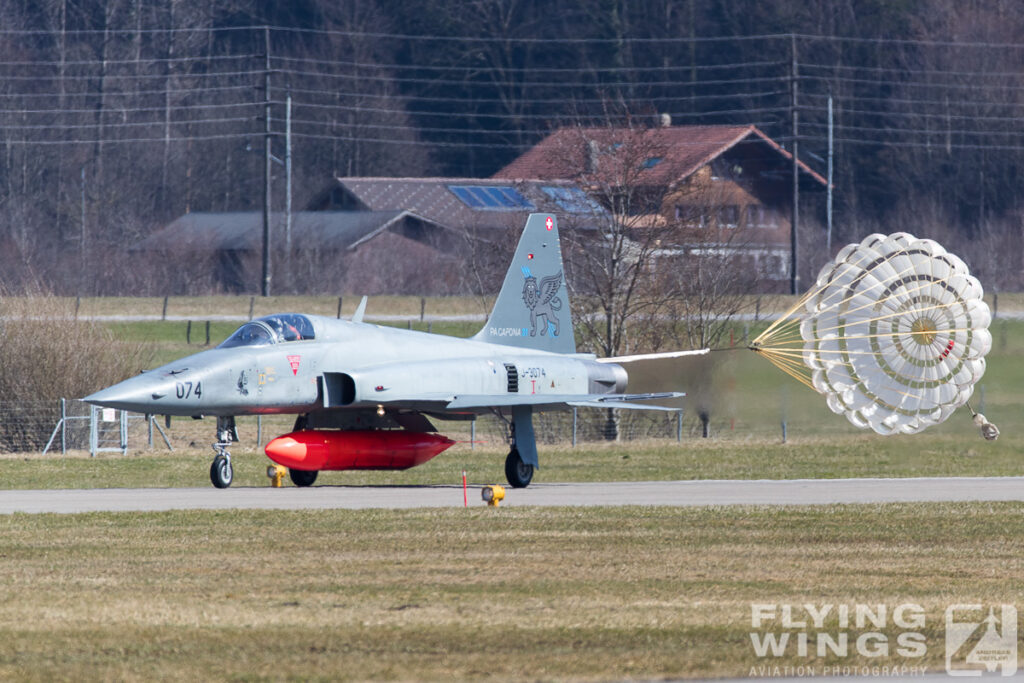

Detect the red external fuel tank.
xmin=264 ymin=430 xmax=455 ymax=472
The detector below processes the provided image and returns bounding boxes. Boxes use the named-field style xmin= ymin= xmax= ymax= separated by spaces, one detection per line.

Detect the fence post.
xmin=470 ymin=418 xmax=476 ymax=451
xmin=186 ymin=320 xmax=192 ymax=344
xmin=420 ymin=297 xmax=426 ymax=322
xmin=205 ymin=320 xmax=211 ymax=346
xmin=119 ymin=410 xmax=128 ymax=456
xmin=248 ymin=296 xmax=255 ymax=320
xmin=337 ymin=296 xmax=343 ymax=319
xmin=89 ymin=406 xmax=98 ymax=457
xmin=676 ymin=409 xmax=682 ymax=442
xmin=60 ymin=398 xmax=67 ymax=454
xmin=256 ymin=415 xmax=262 ymax=447
xmin=161 ymin=296 xmax=169 ymax=320
xmin=571 ymin=408 xmax=577 ymax=447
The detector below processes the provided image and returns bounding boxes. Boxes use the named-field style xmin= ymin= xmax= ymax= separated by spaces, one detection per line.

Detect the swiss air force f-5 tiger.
xmin=85 ymin=214 xmax=699 ymax=489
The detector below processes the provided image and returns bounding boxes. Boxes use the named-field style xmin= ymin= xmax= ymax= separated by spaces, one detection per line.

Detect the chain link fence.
xmin=8 ymin=394 xmax=912 ymax=456
xmin=1 ymin=399 xmax=696 ymax=456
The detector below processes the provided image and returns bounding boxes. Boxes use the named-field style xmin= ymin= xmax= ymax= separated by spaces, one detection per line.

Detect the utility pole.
xmin=80 ymin=165 xmax=86 ymax=295
xmin=789 ymin=33 xmax=800 ymax=296
xmin=285 ymin=92 xmax=292 ymax=288
xmin=826 ymin=94 xmax=834 ymax=255
xmin=261 ymin=26 xmax=272 ymax=297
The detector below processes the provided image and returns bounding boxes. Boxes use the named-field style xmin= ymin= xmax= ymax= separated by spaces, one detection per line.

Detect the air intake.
xmin=504 ymin=364 xmax=518 ymax=393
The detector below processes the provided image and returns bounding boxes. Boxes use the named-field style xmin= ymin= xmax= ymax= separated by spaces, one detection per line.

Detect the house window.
xmin=641 ymin=157 xmax=663 ymax=169
xmin=675 ymin=205 xmax=708 ymax=228
xmin=719 ymin=205 xmax=739 ymax=228
xmin=746 ymin=205 xmax=778 ymax=229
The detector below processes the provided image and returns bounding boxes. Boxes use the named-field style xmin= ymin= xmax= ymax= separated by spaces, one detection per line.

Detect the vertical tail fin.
xmin=473 ymin=213 xmax=576 ymax=354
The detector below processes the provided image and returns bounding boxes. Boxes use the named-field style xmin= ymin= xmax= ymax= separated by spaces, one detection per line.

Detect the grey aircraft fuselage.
xmin=88 ymin=314 xmax=626 ymax=419
xmin=85 ymin=213 xmax=685 ymax=489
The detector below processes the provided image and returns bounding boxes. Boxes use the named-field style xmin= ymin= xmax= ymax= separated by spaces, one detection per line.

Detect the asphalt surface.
xmin=3 ymin=476 xmax=1024 ymax=514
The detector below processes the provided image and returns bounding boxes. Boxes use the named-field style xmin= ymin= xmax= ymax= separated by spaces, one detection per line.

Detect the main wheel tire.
xmin=210 ymin=456 xmax=233 ymax=489
xmin=289 ymin=468 xmax=318 ymax=487
xmin=504 ymin=448 xmax=534 ymax=488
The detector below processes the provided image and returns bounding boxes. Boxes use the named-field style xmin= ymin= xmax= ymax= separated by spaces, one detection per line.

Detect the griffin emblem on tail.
xmin=521 ymin=267 xmax=563 ymax=337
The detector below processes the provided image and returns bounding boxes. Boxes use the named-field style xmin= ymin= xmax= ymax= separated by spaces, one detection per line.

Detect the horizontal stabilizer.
xmin=598 ymin=348 xmax=710 ymax=363
xmin=568 ymin=400 xmax=681 ymax=411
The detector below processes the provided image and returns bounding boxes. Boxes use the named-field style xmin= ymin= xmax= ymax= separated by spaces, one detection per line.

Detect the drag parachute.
xmin=751 ymin=232 xmax=997 ymax=438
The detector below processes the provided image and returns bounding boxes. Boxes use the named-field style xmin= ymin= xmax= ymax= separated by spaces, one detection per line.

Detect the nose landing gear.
xmin=210 ymin=416 xmax=238 ymax=489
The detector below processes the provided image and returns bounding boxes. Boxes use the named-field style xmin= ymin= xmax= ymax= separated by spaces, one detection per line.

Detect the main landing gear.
xmin=502 ymin=406 xmax=537 ymax=489
xmin=210 ymin=416 xmax=238 ymax=489
xmin=289 ymin=468 xmax=318 ymax=487
xmin=504 ymin=448 xmax=533 ymax=488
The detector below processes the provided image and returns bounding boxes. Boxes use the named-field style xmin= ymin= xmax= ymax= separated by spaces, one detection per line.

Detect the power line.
xmin=0 ymin=68 xmax=257 ymax=82
xmin=801 ymin=90 xmax=1024 ymax=110
xmin=0 ymin=84 xmax=254 ymax=99
xmin=0 ymin=132 xmax=253 ymax=145
xmin=801 ymin=60 xmax=1024 ymax=80
xmin=271 ymin=67 xmax=785 ymax=90
xmin=271 ymin=84 xmax=788 ymax=105
xmin=0 ymin=116 xmax=253 ymax=132
xmin=801 ymin=103 xmax=1024 ymax=124
xmin=0 ymin=53 xmax=259 ymax=68
xmin=270 ymin=54 xmax=785 ymax=74
xmin=0 ymin=101 xmax=256 ymax=116
xmin=281 ymin=98 xmax=789 ymax=121
xmin=801 ymin=72 xmax=1024 ymax=92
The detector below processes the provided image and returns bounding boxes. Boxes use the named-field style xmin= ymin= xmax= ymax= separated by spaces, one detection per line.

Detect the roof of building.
xmin=133 ymin=210 xmax=440 ymax=252
xmin=492 ymin=124 xmax=828 ymax=188
xmin=306 ymin=177 xmax=604 ymax=229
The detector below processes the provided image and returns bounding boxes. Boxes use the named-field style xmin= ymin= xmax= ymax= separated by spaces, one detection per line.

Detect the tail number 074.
xmin=175 ymin=381 xmax=202 ymax=399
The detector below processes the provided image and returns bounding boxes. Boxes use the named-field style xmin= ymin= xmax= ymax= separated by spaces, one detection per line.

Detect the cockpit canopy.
xmin=218 ymin=314 xmax=316 ymax=348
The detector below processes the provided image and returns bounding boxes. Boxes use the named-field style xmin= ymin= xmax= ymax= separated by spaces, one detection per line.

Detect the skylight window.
xmin=448 ymin=185 xmax=535 ymax=211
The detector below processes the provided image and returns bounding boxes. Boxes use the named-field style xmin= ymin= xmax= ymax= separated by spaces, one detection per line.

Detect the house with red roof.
xmin=493 ymin=124 xmax=828 ymax=290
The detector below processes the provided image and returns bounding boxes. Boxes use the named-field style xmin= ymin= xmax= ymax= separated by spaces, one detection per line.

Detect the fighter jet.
xmin=86 ymin=214 xmax=696 ymax=489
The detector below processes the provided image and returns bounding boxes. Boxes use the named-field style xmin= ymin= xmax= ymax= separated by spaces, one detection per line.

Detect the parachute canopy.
xmin=752 ymin=232 xmax=992 ymax=436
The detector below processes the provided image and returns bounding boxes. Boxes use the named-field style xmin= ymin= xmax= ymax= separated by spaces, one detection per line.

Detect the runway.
xmin=3 ymin=476 xmax=1024 ymax=514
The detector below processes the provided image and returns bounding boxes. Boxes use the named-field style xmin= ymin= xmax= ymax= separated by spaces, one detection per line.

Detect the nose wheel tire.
xmin=289 ymin=468 xmax=318 ymax=487
xmin=505 ymin=448 xmax=534 ymax=488
xmin=210 ymin=455 xmax=233 ymax=489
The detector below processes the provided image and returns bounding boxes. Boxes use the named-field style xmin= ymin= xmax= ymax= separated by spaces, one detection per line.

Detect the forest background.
xmin=0 ymin=0 xmax=1020 ymax=295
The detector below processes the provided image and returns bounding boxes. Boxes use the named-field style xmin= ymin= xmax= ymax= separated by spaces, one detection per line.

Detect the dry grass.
xmin=4 ymin=426 xmax=1024 ymax=490
xmin=46 ymin=295 xmax=495 ymax=320
xmin=0 ymin=503 xmax=1020 ymax=680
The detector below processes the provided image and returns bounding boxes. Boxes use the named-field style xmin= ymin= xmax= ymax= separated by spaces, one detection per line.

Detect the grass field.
xmin=4 ymin=431 xmax=1023 ymax=490
xmin=3 ymin=298 xmax=1023 ymax=681
xmin=1 ymin=503 xmax=1021 ymax=681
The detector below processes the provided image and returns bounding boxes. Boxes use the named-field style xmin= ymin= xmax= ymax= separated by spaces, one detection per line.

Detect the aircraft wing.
xmin=444 ymin=392 xmax=683 ymax=411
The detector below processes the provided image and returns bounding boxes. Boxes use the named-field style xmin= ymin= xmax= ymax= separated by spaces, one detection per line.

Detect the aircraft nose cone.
xmin=84 ymin=374 xmax=170 ymax=412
